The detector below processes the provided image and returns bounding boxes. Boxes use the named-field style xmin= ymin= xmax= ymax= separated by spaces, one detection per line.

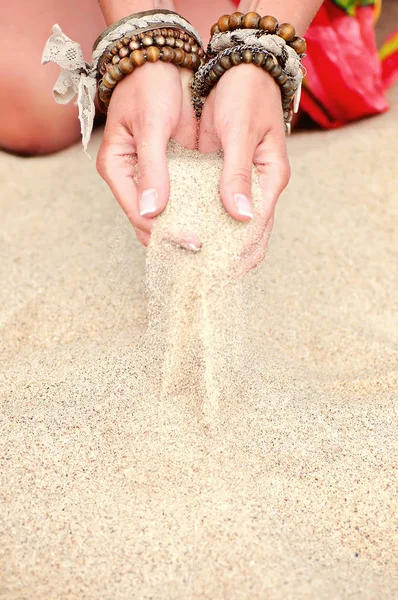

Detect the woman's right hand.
xmin=96 ymin=62 xmax=201 ymax=251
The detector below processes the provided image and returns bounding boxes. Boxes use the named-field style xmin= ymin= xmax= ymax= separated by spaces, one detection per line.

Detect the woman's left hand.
xmin=198 ymin=63 xmax=291 ymax=272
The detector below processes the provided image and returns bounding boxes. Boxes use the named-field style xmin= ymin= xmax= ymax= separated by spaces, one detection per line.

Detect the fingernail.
xmin=169 ymin=232 xmax=202 ymax=252
xmin=140 ymin=188 xmax=158 ymax=216
xmin=234 ymin=193 xmax=253 ymax=219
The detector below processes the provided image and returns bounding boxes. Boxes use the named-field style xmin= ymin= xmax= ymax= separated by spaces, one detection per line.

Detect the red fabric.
xmin=300 ymin=4 xmax=388 ymax=127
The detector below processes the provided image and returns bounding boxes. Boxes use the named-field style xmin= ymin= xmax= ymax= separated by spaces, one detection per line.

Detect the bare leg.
xmin=0 ymin=0 xmax=105 ymax=154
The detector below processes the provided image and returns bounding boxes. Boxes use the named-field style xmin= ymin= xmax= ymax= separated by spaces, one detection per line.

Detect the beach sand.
xmin=1 ymin=76 xmax=398 ymax=600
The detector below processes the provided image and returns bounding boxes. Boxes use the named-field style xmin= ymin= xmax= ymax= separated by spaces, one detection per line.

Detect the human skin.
xmin=96 ymin=0 xmax=323 ymax=262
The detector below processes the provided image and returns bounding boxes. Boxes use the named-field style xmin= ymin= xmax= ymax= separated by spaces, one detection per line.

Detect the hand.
xmin=199 ymin=63 xmax=291 ymax=272
xmin=96 ymin=62 xmax=201 ymax=250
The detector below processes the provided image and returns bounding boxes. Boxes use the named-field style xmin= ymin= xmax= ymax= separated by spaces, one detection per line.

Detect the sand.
xmin=1 ymin=79 xmax=398 ymax=600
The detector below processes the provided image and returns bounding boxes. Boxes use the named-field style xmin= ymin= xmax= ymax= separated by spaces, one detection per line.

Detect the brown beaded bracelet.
xmin=209 ymin=12 xmax=306 ymax=57
xmin=191 ymin=45 xmax=297 ymax=127
xmin=96 ymin=26 xmax=205 ymax=112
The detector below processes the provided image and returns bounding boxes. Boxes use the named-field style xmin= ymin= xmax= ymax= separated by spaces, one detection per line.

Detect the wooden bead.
xmin=209 ymin=69 xmax=220 ymax=83
xmin=112 ymin=55 xmax=120 ymax=65
xmin=178 ymin=31 xmax=184 ymax=39
xmin=230 ymin=51 xmax=242 ymax=66
xmin=218 ymin=15 xmax=231 ymax=32
xmin=106 ymin=51 xmax=113 ymax=60
xmin=107 ymin=64 xmax=123 ymax=81
xmin=122 ymin=37 xmax=131 ymax=46
xmin=119 ymin=47 xmax=130 ymax=58
xmin=290 ymin=36 xmax=307 ymax=54
xmin=253 ymin=53 xmax=265 ymax=67
xmin=211 ymin=23 xmax=220 ymax=36
xmin=181 ymin=53 xmax=192 ymax=69
xmin=119 ymin=57 xmax=135 ymax=74
xmin=277 ymin=23 xmax=296 ymax=42
xmin=263 ymin=55 xmax=277 ymax=71
xmin=130 ymin=49 xmax=145 ymax=67
xmin=281 ymin=79 xmax=295 ymax=93
xmin=283 ymin=88 xmax=296 ymax=98
xmin=161 ymin=29 xmax=168 ymax=36
xmin=111 ymin=46 xmax=119 ymax=55
xmin=165 ymin=36 xmax=175 ymax=47
xmin=184 ymin=42 xmax=192 ymax=53
xmin=220 ymin=55 xmax=233 ymax=70
xmin=146 ymin=46 xmax=161 ymax=62
xmin=175 ymin=38 xmax=184 ymax=49
xmin=191 ymin=44 xmax=199 ymax=54
xmin=259 ymin=15 xmax=278 ymax=33
xmin=242 ymin=49 xmax=253 ymax=63
xmin=190 ymin=53 xmax=201 ymax=69
xmin=152 ymin=29 xmax=161 ymax=37
xmin=172 ymin=48 xmax=185 ymax=65
xmin=129 ymin=40 xmax=140 ymax=51
xmin=116 ymin=41 xmax=124 ymax=50
xmin=139 ymin=32 xmax=146 ymax=40
xmin=275 ymin=72 xmax=288 ymax=85
xmin=160 ymin=47 xmax=176 ymax=62
xmin=183 ymin=33 xmax=189 ymax=41
xmin=270 ymin=64 xmax=282 ymax=77
xmin=142 ymin=35 xmax=153 ymax=47
xmin=154 ymin=35 xmax=166 ymax=46
xmin=243 ymin=12 xmax=261 ymax=29
xmin=229 ymin=12 xmax=244 ymax=30
xmin=103 ymin=73 xmax=118 ymax=88
xmin=213 ymin=62 xmax=226 ymax=76
xmin=167 ymin=29 xmax=174 ymax=37
xmin=198 ymin=48 xmax=205 ymax=58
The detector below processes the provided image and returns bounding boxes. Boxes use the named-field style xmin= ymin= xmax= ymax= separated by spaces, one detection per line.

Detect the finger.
xmin=135 ymin=229 xmax=150 ymax=247
xmin=97 ymin=127 xmax=152 ymax=234
xmin=198 ymin=92 xmax=221 ymax=154
xmin=240 ymin=129 xmax=290 ymax=257
xmin=135 ymin=115 xmax=172 ymax=219
xmin=220 ymin=125 xmax=257 ymax=222
xmin=255 ymin=129 xmax=290 ymax=226
xmin=173 ymin=69 xmax=199 ymax=150
xmin=240 ymin=215 xmax=274 ymax=275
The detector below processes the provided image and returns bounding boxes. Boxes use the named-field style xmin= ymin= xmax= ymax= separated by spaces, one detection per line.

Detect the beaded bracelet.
xmin=192 ymin=45 xmax=297 ymax=126
xmin=97 ymin=27 xmax=205 ymax=111
xmin=192 ymin=12 xmax=305 ymax=134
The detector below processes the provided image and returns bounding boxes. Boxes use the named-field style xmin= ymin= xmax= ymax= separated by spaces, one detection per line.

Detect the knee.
xmin=0 ymin=88 xmax=81 ymax=156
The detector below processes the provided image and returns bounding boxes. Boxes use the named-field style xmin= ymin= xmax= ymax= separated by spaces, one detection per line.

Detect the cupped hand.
xmin=96 ymin=62 xmax=201 ymax=250
xmin=199 ymin=63 xmax=291 ymax=272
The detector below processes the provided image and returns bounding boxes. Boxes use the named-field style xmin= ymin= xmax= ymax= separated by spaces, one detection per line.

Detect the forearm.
xmin=98 ymin=0 xmax=175 ymax=26
xmin=238 ymin=0 xmax=323 ymax=35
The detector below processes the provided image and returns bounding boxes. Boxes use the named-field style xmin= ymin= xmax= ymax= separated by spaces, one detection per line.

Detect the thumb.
xmin=220 ymin=128 xmax=256 ymax=222
xmin=135 ymin=117 xmax=171 ymax=219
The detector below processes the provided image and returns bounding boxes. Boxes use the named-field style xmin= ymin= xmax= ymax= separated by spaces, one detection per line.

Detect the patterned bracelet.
xmin=192 ymin=12 xmax=305 ymax=135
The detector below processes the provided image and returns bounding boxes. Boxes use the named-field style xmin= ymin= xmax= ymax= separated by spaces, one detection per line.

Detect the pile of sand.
xmin=1 ymin=90 xmax=397 ymax=600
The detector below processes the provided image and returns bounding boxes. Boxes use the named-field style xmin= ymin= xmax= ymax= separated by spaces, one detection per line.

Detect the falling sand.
xmin=1 ymin=93 xmax=398 ymax=599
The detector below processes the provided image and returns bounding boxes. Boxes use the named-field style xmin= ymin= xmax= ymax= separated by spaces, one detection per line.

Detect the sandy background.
xmin=1 ymin=29 xmax=398 ymax=600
